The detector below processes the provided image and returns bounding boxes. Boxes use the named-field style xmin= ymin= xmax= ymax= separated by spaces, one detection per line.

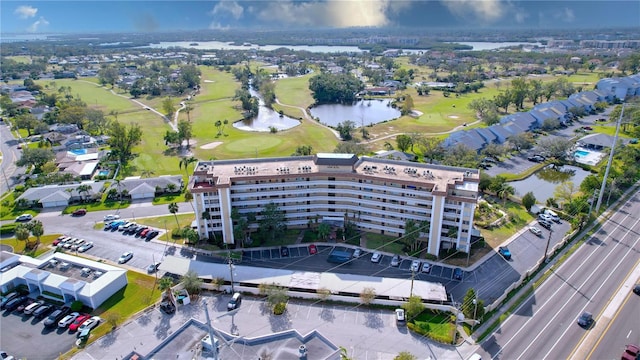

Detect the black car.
xmin=43 ymin=306 xmax=71 ymax=327
xmin=453 ymin=268 xmax=463 ymax=280
xmin=126 ymin=225 xmax=140 ymax=235
xmin=498 ymin=246 xmax=512 ymax=260
xmin=135 ymin=226 xmax=149 ymax=237
xmin=145 ymin=230 xmax=159 ymax=241
xmin=3 ymin=296 xmax=28 ymax=311
xmin=280 ymin=246 xmax=289 ymax=257
xmin=633 ymin=283 xmax=640 ymax=295
xmin=33 ymin=304 xmax=54 ymax=319
xmin=0 ymin=292 xmax=20 ymax=309
xmin=160 ymin=301 xmax=175 ymax=314
xmin=577 ymin=311 xmax=594 ymax=328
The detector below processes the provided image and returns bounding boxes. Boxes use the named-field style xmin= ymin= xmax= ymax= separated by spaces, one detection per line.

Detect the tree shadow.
xmin=268 ymin=312 xmax=291 ymax=332
xmin=363 ymin=312 xmax=384 ymax=331
xmin=98 ymin=329 xmax=119 ymax=347
xmin=154 ymin=313 xmax=172 ymax=340
xmin=319 ymin=307 xmax=335 ymax=322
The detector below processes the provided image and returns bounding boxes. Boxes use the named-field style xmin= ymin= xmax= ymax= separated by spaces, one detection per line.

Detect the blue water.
xmin=98 ymin=170 xmax=110 ymax=176
xmin=70 ymin=149 xmax=87 ymax=155
xmin=575 ymin=150 xmax=590 ymax=157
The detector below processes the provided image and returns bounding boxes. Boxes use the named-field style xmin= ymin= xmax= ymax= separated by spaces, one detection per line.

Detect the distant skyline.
xmin=1 ymin=0 xmax=639 ymax=34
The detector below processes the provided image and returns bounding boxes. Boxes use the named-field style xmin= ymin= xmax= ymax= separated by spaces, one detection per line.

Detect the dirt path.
xmin=274 ymin=98 xmax=341 ymax=139
xmin=360 ymin=119 xmax=483 ymax=145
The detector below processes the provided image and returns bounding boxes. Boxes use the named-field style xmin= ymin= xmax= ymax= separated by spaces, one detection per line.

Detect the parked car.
xmin=78 ymin=242 xmax=94 ymax=252
xmin=308 ymin=244 xmax=318 ymax=255
xmin=529 ymin=226 xmax=543 ymax=237
xmin=621 ymin=344 xmax=640 ymax=360
xmin=421 ymin=262 xmax=432 ymax=273
xmin=0 ymin=292 xmax=20 ymax=309
xmin=68 ymin=314 xmax=91 ymax=332
xmin=15 ymin=298 xmax=34 ymax=313
xmin=58 ymin=312 xmax=80 ymax=328
xmin=71 ymin=209 xmax=87 ymax=216
xmin=140 ymin=228 xmax=152 ymax=237
xmin=160 ymin=301 xmax=176 ymax=314
xmin=135 ymin=226 xmax=149 ymax=236
xmin=15 ymin=214 xmax=32 ymax=222
xmin=44 ymin=306 xmax=71 ymax=327
xmin=33 ymin=303 xmax=54 ymax=319
xmin=352 ymin=248 xmax=362 ymax=258
xmin=633 ymin=283 xmax=640 ymax=295
xmin=544 ymin=209 xmax=561 ymax=223
xmin=70 ymin=238 xmax=85 ymax=251
xmin=227 ymin=292 xmax=242 ymax=311
xmin=410 ymin=260 xmax=421 ymax=272
xmin=52 ymin=235 xmax=67 ymax=246
xmin=390 ymin=255 xmax=401 ymax=267
xmin=118 ymin=252 xmax=133 ymax=264
xmin=3 ymin=296 xmax=28 ymax=311
xmin=453 ymin=268 xmax=463 ymax=280
xmin=145 ymin=230 xmax=159 ymax=241
xmin=395 ymin=308 xmax=406 ymax=326
xmin=527 ymin=155 xmax=545 ymax=163
xmin=0 ymin=351 xmax=15 ymax=360
xmin=280 ymin=246 xmax=289 ymax=257
xmin=538 ymin=213 xmax=554 ymax=223
xmin=577 ymin=311 xmax=594 ymax=328
xmin=538 ymin=220 xmax=553 ymax=230
xmin=77 ymin=316 xmax=101 ymax=334
xmin=147 ymin=262 xmax=161 ymax=273
xmin=498 ymin=246 xmax=512 ymax=260
xmin=370 ymin=252 xmax=382 ymax=263
xmin=23 ymin=300 xmax=45 ymax=315
xmin=103 ymin=214 xmax=120 ymax=221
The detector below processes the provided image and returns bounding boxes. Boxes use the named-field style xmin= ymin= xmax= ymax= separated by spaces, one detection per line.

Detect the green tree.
xmin=107 ymin=121 xmax=142 ymax=166
xmin=396 ymin=134 xmax=412 ymax=152
xmin=292 ymin=145 xmax=313 ymax=156
xmin=181 ymin=270 xmax=203 ymax=296
xmin=85 ymin=108 xmax=110 ymax=135
xmin=164 ymin=130 xmax=180 ymax=147
xmin=317 ymin=223 xmax=330 ymax=240
xmin=554 ymin=181 xmax=578 ymax=206
xmin=497 ymin=183 xmax=515 ymax=205
xmin=522 ymin=192 xmax=537 ymax=212
xmin=162 ymin=97 xmax=176 ymax=118
xmin=467 ymin=98 xmax=496 ymax=122
xmin=461 ymin=288 xmax=484 ymax=321
xmin=336 ymin=120 xmax=356 ymax=141
xmin=309 ymin=73 xmax=364 ymax=104
xmin=98 ymin=66 xmax=119 ymax=87
xmin=15 ymin=224 xmax=31 ymax=250
xmin=13 ymin=113 xmax=40 ymax=136
xmin=179 ymin=156 xmax=198 ymax=178
xmin=177 ymin=119 xmax=193 ymax=148
xmin=402 ymin=295 xmax=425 ymax=321
xmin=158 ymin=277 xmax=174 ymax=295
xmin=58 ymin=105 xmax=87 ymax=129
xmin=418 ymin=137 xmax=444 ymax=164
xmin=214 ymin=120 xmax=223 ymax=136
xmin=168 ymin=202 xmax=180 ymax=229
xmin=16 ymin=147 xmax=55 ymax=170
xmin=394 ymin=352 xmax=417 ymax=360
xmin=259 ymin=202 xmax=286 ymax=244
xmin=360 ymin=287 xmax=376 ymax=305
xmin=403 ymin=219 xmax=421 ymax=253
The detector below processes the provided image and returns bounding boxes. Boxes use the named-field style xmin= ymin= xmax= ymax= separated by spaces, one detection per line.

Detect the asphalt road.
xmin=476 ymin=188 xmax=640 ymax=360
xmin=0 ymin=122 xmax=26 ymax=195
xmin=585 ymin=281 xmax=640 ymax=360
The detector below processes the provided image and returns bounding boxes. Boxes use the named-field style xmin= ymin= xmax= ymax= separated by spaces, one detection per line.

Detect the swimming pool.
xmin=574 ymin=150 xmax=590 ymax=157
xmin=574 ymin=148 xmax=605 ymax=165
xmin=69 ymin=148 xmax=87 ymax=155
xmin=97 ymin=170 xmax=110 ymax=177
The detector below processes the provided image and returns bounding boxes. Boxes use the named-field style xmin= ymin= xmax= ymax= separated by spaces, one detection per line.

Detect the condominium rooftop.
xmin=191 ymin=154 xmax=479 ymax=196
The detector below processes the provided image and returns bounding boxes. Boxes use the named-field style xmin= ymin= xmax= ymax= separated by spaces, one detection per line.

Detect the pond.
xmin=309 ymin=99 xmax=401 ymax=128
xmin=232 ymin=88 xmax=301 ymax=132
xmin=509 ymin=165 xmax=593 ymax=202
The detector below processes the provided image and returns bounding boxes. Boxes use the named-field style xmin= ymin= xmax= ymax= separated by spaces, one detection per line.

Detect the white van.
xmin=467 ymin=354 xmax=482 ymax=360
xmin=544 ymin=209 xmax=561 ymax=222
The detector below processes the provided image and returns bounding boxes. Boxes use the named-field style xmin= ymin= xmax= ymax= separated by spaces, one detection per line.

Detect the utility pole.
xmin=595 ymin=104 xmax=624 ymax=214
xmin=410 ymin=269 xmax=415 ymax=297
xmin=228 ymin=250 xmax=235 ymax=294
xmin=202 ymin=300 xmax=219 ymax=360
xmin=543 ymin=228 xmax=553 ymax=263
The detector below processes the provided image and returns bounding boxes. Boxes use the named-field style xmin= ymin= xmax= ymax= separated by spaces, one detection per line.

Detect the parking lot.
xmin=0 ymin=300 xmax=85 ymax=359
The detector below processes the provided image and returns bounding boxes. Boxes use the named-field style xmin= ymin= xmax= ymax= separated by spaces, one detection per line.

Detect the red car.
xmin=140 ymin=228 xmax=151 ymax=237
xmin=68 ymin=314 xmax=91 ymax=332
xmin=622 ymin=344 xmax=639 ymax=360
xmin=72 ymin=209 xmax=87 ymax=216
xmin=53 ymin=235 xmax=67 ymax=246
xmin=308 ymin=244 xmax=318 ymax=255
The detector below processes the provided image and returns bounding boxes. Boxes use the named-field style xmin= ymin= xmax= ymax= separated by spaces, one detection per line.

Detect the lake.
xmin=453 ymin=42 xmax=545 ymax=51
xmin=509 ymin=165 xmax=592 ymax=202
xmin=232 ymin=87 xmax=300 ymax=132
xmin=309 ymin=99 xmax=401 ymax=128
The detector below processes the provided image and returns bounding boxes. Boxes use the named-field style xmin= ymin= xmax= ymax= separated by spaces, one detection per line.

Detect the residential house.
xmin=16 ymin=182 xmax=105 ymax=208
xmin=109 ymin=175 xmax=183 ymax=200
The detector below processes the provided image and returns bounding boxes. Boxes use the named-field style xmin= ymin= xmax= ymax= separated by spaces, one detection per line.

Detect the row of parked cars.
xmin=53 ymin=235 xmax=94 ymax=252
xmin=0 ymin=292 xmax=100 ymax=334
xmin=103 ymin=219 xmax=159 ymax=241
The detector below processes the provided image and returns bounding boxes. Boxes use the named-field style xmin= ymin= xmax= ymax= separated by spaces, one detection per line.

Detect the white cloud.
xmin=27 ymin=17 xmax=49 ymax=33
xmin=256 ymin=0 xmax=405 ymax=28
xmin=15 ymin=5 xmax=38 ymax=19
xmin=210 ymin=1 xmax=244 ymax=20
xmin=554 ymin=7 xmax=575 ymax=23
xmin=441 ymin=0 xmax=507 ymax=24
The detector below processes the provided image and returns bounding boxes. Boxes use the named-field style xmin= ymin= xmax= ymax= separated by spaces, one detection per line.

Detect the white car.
xmin=410 ymin=260 xmax=421 ymax=272
xmin=58 ymin=312 xmax=80 ymax=328
xmin=118 ymin=252 xmax=133 ymax=264
xmin=77 ymin=316 xmax=101 ymax=333
xmin=352 ymin=248 xmax=362 ymax=258
xmin=529 ymin=226 xmax=543 ymax=237
xmin=78 ymin=242 xmax=94 ymax=252
xmin=15 ymin=214 xmax=32 ymax=222
xmin=104 ymin=214 xmax=120 ymax=221
xmin=421 ymin=262 xmax=432 ymax=273
xmin=370 ymin=252 xmax=382 ymax=263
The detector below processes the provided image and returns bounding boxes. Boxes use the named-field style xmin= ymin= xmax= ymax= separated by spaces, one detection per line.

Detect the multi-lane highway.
xmin=476 ymin=188 xmax=640 ymax=359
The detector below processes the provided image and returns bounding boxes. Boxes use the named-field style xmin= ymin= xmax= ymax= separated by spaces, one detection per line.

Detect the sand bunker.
xmin=449 ymin=115 xmax=460 ymax=119
xmin=203 ymin=80 xmax=215 ymax=83
xmin=200 ymin=141 xmax=223 ymax=150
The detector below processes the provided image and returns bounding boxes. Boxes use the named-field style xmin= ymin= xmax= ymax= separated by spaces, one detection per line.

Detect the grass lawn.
xmin=259 ymin=229 xmax=301 ymax=247
xmin=151 ymin=192 xmax=187 ymax=205
xmin=274 ymin=73 xmax=315 ymax=109
xmin=136 ymin=213 xmax=196 ymax=233
xmin=0 ymin=234 xmax=60 ymax=257
xmin=363 ymin=232 xmax=405 ymax=254
xmin=0 ymin=193 xmax=40 ymax=221
xmin=479 ymin=200 xmax=535 ymax=249
xmin=412 ymin=310 xmax=455 ymax=344
xmin=63 ymin=200 xmax=131 ymax=214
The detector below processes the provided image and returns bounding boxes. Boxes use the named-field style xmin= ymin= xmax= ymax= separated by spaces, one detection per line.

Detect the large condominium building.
xmin=189 ymin=153 xmax=480 ymax=257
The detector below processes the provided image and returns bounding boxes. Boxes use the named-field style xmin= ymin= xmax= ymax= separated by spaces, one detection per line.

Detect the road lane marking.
xmin=540 ymin=239 xmax=640 ymax=359
xmin=488 ymin=202 xmax=640 ymax=359
xmin=627 ymin=330 xmax=632 ymax=339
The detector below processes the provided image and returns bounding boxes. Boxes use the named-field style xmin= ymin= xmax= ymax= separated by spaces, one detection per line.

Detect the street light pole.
xmin=472 ymin=298 xmax=478 ymax=329
xmin=410 ymin=269 xmax=415 ymax=297
xmin=543 ymin=228 xmax=553 ymax=263
xmin=228 ymin=250 xmax=235 ymax=294
xmin=595 ymin=104 xmax=624 ymax=214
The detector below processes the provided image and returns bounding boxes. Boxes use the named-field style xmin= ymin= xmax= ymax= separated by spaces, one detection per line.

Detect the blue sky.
xmin=1 ymin=1 xmax=639 ymax=34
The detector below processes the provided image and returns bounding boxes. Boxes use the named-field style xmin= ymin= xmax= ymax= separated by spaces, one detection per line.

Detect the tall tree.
xmin=13 ymin=113 xmax=40 ymax=136
xmin=258 ymin=202 xmax=286 ymax=244
xmin=396 ymin=134 xmax=412 ymax=152
xmin=497 ymin=183 xmax=515 ymax=205
xmin=15 ymin=224 xmax=31 ymax=250
xmin=162 ymin=97 xmax=176 ymax=118
xmin=107 ymin=121 xmax=142 ymax=166
xmin=168 ymin=202 xmax=180 ymax=229
xmin=179 ymin=156 xmax=198 ymax=178
xmin=16 ymin=147 xmax=55 ymax=170
xmin=177 ymin=119 xmax=193 ymax=148
xmin=27 ymin=220 xmax=44 ymax=247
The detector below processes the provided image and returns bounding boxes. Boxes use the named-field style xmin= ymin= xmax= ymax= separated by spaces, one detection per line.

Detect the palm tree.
xmin=140 ymin=169 xmax=155 ymax=178
xmin=168 ymin=202 xmax=180 ymax=229
xmin=183 ymin=102 xmax=193 ymax=122
xmin=497 ymin=183 xmax=515 ymax=205
xmin=179 ymin=156 xmax=198 ymax=179
xmin=158 ymin=277 xmax=173 ymax=295
xmin=76 ymin=184 xmax=92 ymax=203
xmin=28 ymin=220 xmax=44 ymax=247
xmin=15 ymin=224 xmax=31 ymax=251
